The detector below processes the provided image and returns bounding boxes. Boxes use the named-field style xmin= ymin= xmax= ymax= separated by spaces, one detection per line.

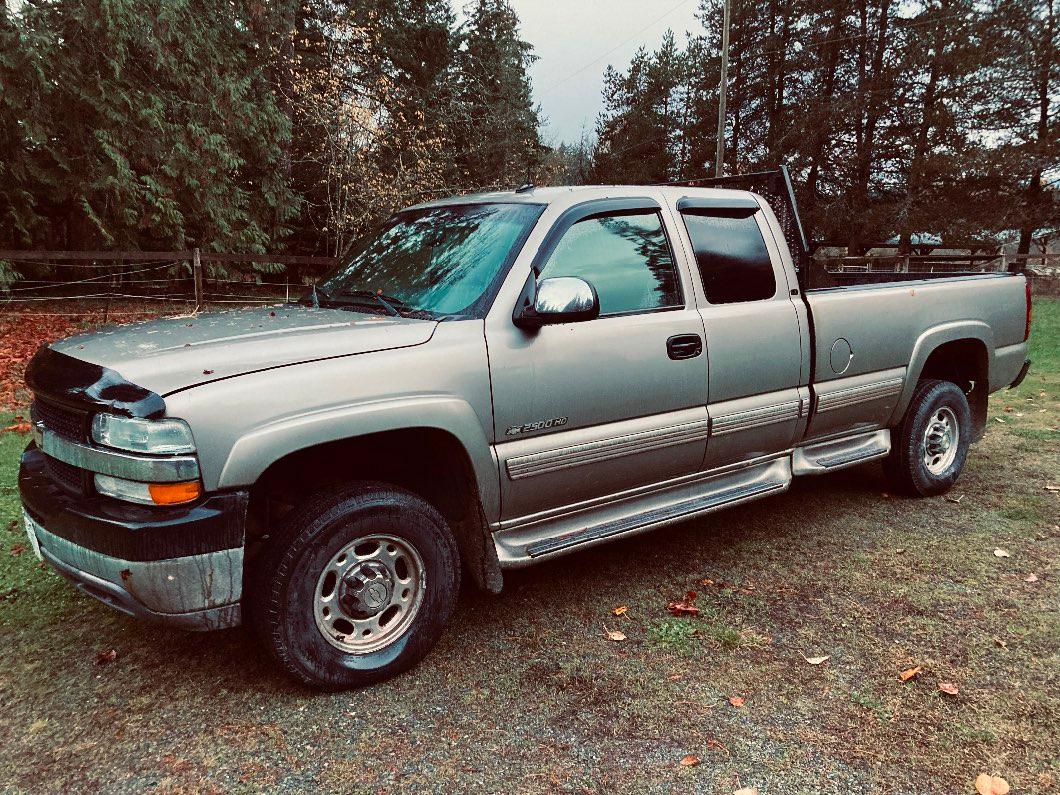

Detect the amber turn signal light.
xmin=148 ymin=480 xmax=202 ymax=505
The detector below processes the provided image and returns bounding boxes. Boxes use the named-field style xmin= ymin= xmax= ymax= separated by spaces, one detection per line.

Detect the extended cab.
xmin=19 ymin=175 xmax=1032 ymax=688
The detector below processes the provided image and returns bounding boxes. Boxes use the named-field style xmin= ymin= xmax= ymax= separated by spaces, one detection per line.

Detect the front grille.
xmin=45 ymin=455 xmax=87 ymax=494
xmin=32 ymin=398 xmax=88 ymax=441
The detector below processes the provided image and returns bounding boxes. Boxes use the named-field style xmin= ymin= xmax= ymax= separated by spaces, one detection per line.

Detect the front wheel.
xmin=252 ymin=483 xmax=461 ymax=689
xmin=884 ymin=379 xmax=972 ymax=497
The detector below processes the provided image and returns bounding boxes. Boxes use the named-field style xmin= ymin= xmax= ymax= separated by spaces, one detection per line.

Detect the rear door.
xmin=673 ymin=196 xmax=806 ymax=468
xmin=486 ymin=197 xmax=709 ymax=523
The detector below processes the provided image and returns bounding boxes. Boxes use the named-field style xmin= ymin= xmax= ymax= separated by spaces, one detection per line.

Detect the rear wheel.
xmin=252 ymin=483 xmax=460 ymax=689
xmin=884 ymin=379 xmax=971 ymax=497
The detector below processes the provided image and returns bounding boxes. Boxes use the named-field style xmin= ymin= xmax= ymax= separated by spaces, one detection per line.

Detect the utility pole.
xmin=714 ymin=0 xmax=732 ymax=178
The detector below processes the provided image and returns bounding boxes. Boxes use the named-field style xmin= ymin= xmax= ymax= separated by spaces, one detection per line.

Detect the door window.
xmin=681 ymin=211 xmax=777 ymax=304
xmin=538 ymin=211 xmax=682 ymax=316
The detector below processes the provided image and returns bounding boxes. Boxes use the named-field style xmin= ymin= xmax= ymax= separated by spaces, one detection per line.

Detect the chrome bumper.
xmin=24 ymin=511 xmax=242 ymax=631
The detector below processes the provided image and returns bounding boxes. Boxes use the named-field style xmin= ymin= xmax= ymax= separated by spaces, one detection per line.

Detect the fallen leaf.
xmin=612 ymin=605 xmax=628 ymax=616
xmin=1024 ymin=573 xmax=1038 ymax=583
xmin=899 ymin=666 xmax=923 ymax=682
xmin=993 ymin=637 xmax=1008 ymax=648
xmin=804 ymin=655 xmax=830 ymax=665
xmin=1045 ymin=484 xmax=1060 ymax=492
xmin=994 ymin=548 xmax=1011 ymax=558
xmin=975 ymin=773 xmax=1010 ymax=795
xmin=604 ymin=629 xmax=626 ymax=642
xmin=9 ymin=543 xmax=26 ymax=556
xmin=896 ymin=548 xmax=906 ymax=554
xmin=667 ymin=590 xmax=700 ymax=617
xmin=994 ymin=416 xmax=1006 ymax=424
xmin=728 ymin=696 xmax=745 ymax=708
xmin=95 ymin=649 xmax=117 ymax=665
xmin=945 ymin=495 xmax=964 ymax=504
xmin=679 ymin=754 xmax=699 ymax=767
xmin=2 ymin=422 xmax=31 ymax=434
xmin=938 ymin=681 xmax=959 ymax=696
xmin=734 ymin=789 xmax=759 ymax=795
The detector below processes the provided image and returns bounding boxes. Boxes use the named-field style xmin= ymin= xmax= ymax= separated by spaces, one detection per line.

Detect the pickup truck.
xmin=18 ymin=173 xmax=1032 ymax=689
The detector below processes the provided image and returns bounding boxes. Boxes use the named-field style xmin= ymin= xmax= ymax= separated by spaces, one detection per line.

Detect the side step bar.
xmin=526 ymin=478 xmax=786 ymax=558
xmin=791 ymin=429 xmax=891 ymax=475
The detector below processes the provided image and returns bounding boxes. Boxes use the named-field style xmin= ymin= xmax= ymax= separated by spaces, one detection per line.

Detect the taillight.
xmin=1025 ymin=278 xmax=1032 ymax=341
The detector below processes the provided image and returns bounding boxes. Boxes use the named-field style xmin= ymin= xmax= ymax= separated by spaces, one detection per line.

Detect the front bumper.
xmin=19 ymin=446 xmax=248 ymax=630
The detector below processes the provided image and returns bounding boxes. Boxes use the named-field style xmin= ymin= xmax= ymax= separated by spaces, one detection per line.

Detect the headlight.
xmin=94 ymin=474 xmax=202 ymax=506
xmin=91 ymin=414 xmax=196 ymax=455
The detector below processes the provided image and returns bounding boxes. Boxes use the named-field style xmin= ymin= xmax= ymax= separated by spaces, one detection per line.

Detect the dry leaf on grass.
xmin=974 ymin=773 xmax=1010 ymax=795
xmin=938 ymin=681 xmax=959 ymax=696
xmin=994 ymin=637 xmax=1008 ymax=648
xmin=899 ymin=666 xmax=923 ymax=682
xmin=804 ymin=655 xmax=830 ymax=665
xmin=734 ymin=789 xmax=759 ymax=795
xmin=95 ymin=649 xmax=117 ymax=665
xmin=604 ymin=629 xmax=626 ymax=642
xmin=728 ymin=696 xmax=746 ymax=708
xmin=679 ymin=754 xmax=699 ymax=767
xmin=993 ymin=548 xmax=1011 ymax=558
xmin=994 ymin=417 xmax=1006 ymax=424
xmin=667 ymin=590 xmax=700 ymax=617
xmin=1045 ymin=484 xmax=1060 ymax=492
xmin=613 ymin=605 xmax=628 ymax=616
xmin=1025 ymin=572 xmax=1039 ymax=583
xmin=945 ymin=495 xmax=964 ymax=504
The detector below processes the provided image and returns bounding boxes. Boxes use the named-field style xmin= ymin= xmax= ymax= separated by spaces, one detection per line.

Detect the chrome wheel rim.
xmin=922 ymin=406 xmax=959 ymax=476
xmin=313 ymin=534 xmax=425 ymax=654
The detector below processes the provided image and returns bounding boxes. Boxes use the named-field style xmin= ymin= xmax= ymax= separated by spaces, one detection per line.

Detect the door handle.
xmin=666 ymin=334 xmax=703 ymax=360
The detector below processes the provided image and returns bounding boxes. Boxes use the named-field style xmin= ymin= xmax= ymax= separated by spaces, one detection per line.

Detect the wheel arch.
xmin=223 ymin=398 xmax=502 ymax=592
xmin=889 ymin=323 xmax=992 ymax=441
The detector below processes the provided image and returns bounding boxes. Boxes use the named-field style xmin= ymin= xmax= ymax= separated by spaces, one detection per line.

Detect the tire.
xmin=251 ymin=482 xmax=461 ymax=689
xmin=884 ymin=379 xmax=972 ymax=497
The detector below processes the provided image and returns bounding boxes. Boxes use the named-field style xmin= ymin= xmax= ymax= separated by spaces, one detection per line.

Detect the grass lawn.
xmin=0 ymin=301 xmax=1057 ymax=794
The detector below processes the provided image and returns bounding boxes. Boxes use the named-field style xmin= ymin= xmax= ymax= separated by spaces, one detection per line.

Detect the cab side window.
xmin=538 ymin=211 xmax=682 ymax=316
xmin=681 ymin=211 xmax=777 ymax=304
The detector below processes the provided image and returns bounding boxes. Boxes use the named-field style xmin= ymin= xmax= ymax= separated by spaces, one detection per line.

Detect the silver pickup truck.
xmin=19 ymin=173 xmax=1032 ymax=688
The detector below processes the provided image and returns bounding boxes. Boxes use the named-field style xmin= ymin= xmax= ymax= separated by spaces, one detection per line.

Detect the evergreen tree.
xmin=454 ymin=0 xmax=541 ymax=187
xmin=1 ymin=0 xmax=297 ymax=252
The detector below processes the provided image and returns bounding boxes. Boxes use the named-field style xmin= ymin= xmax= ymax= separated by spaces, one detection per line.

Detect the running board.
xmin=791 ymin=429 xmax=891 ymax=475
xmin=526 ymin=478 xmax=786 ymax=558
xmin=494 ymin=457 xmax=792 ymax=567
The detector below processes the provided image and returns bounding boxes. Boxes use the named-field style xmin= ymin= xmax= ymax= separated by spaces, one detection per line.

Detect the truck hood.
xmin=49 ymin=305 xmax=437 ymax=396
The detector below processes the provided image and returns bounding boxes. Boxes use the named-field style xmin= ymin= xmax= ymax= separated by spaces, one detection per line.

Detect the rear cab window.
xmin=679 ymin=208 xmax=777 ymax=304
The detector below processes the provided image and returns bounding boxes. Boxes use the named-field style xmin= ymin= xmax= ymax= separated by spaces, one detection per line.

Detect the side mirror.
xmin=513 ymin=276 xmax=600 ymax=330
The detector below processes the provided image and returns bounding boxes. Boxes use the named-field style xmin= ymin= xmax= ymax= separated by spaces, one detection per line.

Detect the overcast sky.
xmin=499 ymin=0 xmax=705 ymax=145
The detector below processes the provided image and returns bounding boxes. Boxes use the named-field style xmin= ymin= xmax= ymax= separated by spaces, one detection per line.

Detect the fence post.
xmin=192 ymin=248 xmax=203 ymax=310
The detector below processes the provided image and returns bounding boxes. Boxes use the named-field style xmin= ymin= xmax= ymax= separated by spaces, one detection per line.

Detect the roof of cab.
xmin=407 ymin=184 xmax=760 ymax=212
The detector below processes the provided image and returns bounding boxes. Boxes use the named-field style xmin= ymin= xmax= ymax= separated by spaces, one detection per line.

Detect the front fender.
xmin=886 ymin=320 xmax=993 ymax=427
xmin=216 ymin=395 xmax=499 ymax=520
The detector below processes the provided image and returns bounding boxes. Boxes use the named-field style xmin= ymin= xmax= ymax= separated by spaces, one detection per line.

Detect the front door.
xmin=487 ymin=199 xmax=709 ymax=523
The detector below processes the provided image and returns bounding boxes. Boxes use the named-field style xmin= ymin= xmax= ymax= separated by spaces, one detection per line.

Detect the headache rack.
xmin=658 ymin=165 xmax=1021 ymax=290
xmin=661 ymin=166 xmax=811 ymax=283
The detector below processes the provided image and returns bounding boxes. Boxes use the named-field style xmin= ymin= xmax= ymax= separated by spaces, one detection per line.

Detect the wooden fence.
xmin=0 ymin=249 xmax=338 ymax=312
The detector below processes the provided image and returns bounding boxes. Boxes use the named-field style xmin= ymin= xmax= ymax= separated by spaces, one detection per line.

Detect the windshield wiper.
xmin=336 ymin=289 xmax=405 ymax=317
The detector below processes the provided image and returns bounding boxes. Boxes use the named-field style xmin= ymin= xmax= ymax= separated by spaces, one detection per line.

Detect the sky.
xmin=500 ymin=0 xmax=706 ymax=145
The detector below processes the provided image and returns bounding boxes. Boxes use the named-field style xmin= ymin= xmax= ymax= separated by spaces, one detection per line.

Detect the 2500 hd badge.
xmin=506 ymin=416 xmax=569 ymax=436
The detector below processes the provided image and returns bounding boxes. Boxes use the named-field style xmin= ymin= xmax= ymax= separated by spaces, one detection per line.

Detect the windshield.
xmin=316 ymin=202 xmax=543 ymax=318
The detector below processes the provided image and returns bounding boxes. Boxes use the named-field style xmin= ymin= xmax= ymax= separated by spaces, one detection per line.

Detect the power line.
xmin=537 ymin=0 xmax=697 ymax=97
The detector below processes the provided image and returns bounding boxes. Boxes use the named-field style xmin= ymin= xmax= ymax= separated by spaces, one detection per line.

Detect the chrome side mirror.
xmin=513 ymin=276 xmax=600 ymax=330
